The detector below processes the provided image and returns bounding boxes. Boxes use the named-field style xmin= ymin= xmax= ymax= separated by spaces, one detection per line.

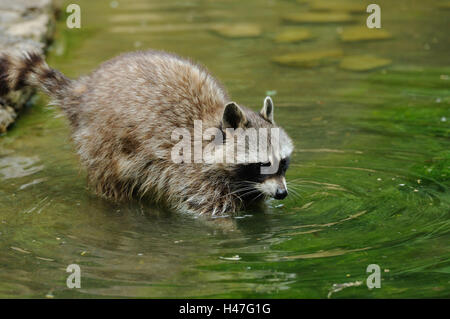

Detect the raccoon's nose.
xmin=274 ymin=188 xmax=287 ymax=200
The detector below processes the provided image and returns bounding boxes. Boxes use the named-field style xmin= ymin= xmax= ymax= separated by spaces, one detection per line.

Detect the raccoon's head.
xmin=221 ymin=96 xmax=294 ymax=201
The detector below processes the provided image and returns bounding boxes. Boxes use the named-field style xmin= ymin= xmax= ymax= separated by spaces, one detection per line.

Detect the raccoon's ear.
xmin=222 ymin=102 xmax=247 ymax=129
xmin=261 ymin=96 xmax=274 ymax=123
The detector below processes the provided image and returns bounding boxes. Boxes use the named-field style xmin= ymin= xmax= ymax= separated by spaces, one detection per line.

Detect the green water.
xmin=0 ymin=0 xmax=449 ymax=298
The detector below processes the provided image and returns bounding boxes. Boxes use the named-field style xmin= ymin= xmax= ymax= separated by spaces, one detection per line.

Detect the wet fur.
xmin=0 ymin=50 xmax=293 ymax=215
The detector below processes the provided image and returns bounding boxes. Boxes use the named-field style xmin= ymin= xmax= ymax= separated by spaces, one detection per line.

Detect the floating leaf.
xmin=284 ymin=247 xmax=370 ymax=259
xmin=211 ymin=23 xmax=262 ymax=38
xmin=339 ymin=26 xmax=392 ymax=42
xmin=284 ymin=12 xmax=355 ymax=24
xmin=339 ymin=55 xmax=391 ymax=71
xmin=274 ymin=28 xmax=313 ymax=43
xmin=272 ymin=49 xmax=343 ymax=67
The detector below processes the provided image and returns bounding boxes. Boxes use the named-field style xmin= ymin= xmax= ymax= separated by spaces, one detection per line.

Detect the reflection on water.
xmin=0 ymin=154 xmax=44 ymax=180
xmin=283 ymin=247 xmax=371 ymax=260
xmin=327 ymin=280 xmax=363 ymax=299
xmin=0 ymin=0 xmax=448 ymax=298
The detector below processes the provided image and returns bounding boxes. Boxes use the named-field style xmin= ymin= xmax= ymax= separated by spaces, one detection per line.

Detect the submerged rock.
xmin=211 ymin=23 xmax=262 ymax=38
xmin=272 ymin=49 xmax=343 ymax=67
xmin=339 ymin=55 xmax=391 ymax=71
xmin=283 ymin=12 xmax=355 ymax=24
xmin=274 ymin=28 xmax=313 ymax=43
xmin=339 ymin=26 xmax=392 ymax=42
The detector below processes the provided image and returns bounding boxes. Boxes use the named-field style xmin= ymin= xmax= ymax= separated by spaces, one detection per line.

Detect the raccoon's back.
xmin=79 ymin=50 xmax=229 ymax=131
xmin=71 ymin=50 xmax=230 ymax=182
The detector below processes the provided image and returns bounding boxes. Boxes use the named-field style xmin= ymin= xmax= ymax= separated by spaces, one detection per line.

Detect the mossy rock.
xmin=339 ymin=55 xmax=391 ymax=71
xmin=309 ymin=1 xmax=367 ymax=13
xmin=339 ymin=26 xmax=392 ymax=42
xmin=283 ymin=12 xmax=355 ymax=24
xmin=210 ymin=23 xmax=262 ymax=38
xmin=272 ymin=49 xmax=343 ymax=67
xmin=274 ymin=28 xmax=313 ymax=43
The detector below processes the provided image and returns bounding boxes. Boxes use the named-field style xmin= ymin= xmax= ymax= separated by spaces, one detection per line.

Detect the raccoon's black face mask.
xmin=222 ymin=96 xmax=293 ymax=201
xmin=233 ymin=157 xmax=290 ymax=200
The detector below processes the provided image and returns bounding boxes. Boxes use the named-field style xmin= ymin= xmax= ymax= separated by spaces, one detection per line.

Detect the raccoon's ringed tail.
xmin=0 ymin=51 xmax=72 ymax=102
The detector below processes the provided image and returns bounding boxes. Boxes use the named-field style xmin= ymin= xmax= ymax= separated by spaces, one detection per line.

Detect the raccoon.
xmin=0 ymin=50 xmax=293 ymax=215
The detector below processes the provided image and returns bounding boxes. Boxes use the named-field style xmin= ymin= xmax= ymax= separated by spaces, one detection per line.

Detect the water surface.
xmin=0 ymin=0 xmax=449 ymax=298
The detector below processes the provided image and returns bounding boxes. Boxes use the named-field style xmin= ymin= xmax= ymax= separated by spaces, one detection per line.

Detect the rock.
xmin=274 ymin=28 xmax=313 ymax=43
xmin=0 ymin=32 xmax=44 ymax=52
xmin=272 ymin=49 xmax=343 ymax=67
xmin=0 ymin=0 xmax=52 ymax=12
xmin=0 ymin=10 xmax=21 ymax=24
xmin=339 ymin=26 xmax=392 ymax=42
xmin=211 ymin=23 xmax=262 ymax=38
xmin=0 ymin=0 xmax=54 ymax=133
xmin=283 ymin=12 xmax=355 ymax=24
xmin=339 ymin=55 xmax=391 ymax=71
xmin=6 ymin=14 xmax=51 ymax=42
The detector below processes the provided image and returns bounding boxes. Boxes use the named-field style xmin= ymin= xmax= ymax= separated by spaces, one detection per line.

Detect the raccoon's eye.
xmin=279 ymin=157 xmax=290 ymax=174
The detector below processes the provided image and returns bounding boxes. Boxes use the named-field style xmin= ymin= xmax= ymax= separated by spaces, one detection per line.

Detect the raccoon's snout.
xmin=259 ymin=177 xmax=288 ymax=200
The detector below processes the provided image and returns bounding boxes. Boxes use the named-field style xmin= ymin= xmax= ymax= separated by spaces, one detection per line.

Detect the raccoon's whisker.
xmin=288 ymin=179 xmax=331 ymax=189
xmin=229 ymin=181 xmax=259 ymax=191
xmin=241 ymin=191 xmax=262 ymax=201
xmin=290 ymin=190 xmax=303 ymax=200
xmin=287 ymin=179 xmax=314 ymax=185
xmin=222 ymin=186 xmax=256 ymax=199
xmin=287 ymin=180 xmax=307 ymax=185
xmin=233 ymin=181 xmax=259 ymax=188
xmin=239 ymin=188 xmax=260 ymax=196
xmin=229 ymin=186 xmax=253 ymax=193
xmin=250 ymin=191 xmax=265 ymax=202
xmin=286 ymin=183 xmax=302 ymax=191
xmin=218 ymin=181 xmax=260 ymax=199
xmin=230 ymin=186 xmax=256 ymax=193
xmin=231 ymin=190 xmax=257 ymax=200
xmin=287 ymin=188 xmax=301 ymax=200
xmin=286 ymin=183 xmax=301 ymax=197
xmin=286 ymin=182 xmax=310 ymax=191
xmin=288 ymin=178 xmax=311 ymax=182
